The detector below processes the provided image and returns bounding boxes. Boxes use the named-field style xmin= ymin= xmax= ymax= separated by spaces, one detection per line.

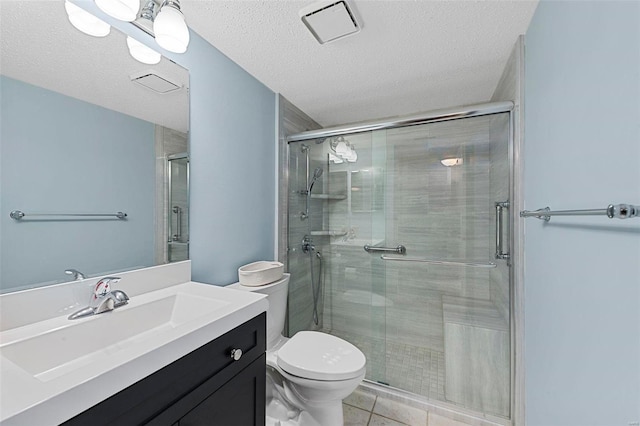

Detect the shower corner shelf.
xmin=310 ymin=193 xmax=347 ymax=200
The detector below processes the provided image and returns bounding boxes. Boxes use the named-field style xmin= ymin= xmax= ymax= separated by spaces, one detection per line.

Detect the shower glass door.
xmin=286 ymin=111 xmax=511 ymax=419
xmin=369 ymin=113 xmax=511 ymax=417
xmin=286 ymin=137 xmax=388 ymax=384
xmin=168 ymin=154 xmax=189 ymax=262
xmin=324 ymin=130 xmax=388 ymax=385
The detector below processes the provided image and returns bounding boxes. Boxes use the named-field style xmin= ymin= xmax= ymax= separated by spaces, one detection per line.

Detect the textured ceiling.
xmin=0 ymin=1 xmax=189 ymax=133
xmin=1 ymin=1 xmax=538 ymax=131
xmin=182 ymin=0 xmax=538 ymax=127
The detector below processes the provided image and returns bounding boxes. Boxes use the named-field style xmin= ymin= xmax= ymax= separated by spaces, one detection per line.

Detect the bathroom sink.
xmin=0 ymin=277 xmax=268 ymax=425
xmin=1 ymin=292 xmax=228 ymax=382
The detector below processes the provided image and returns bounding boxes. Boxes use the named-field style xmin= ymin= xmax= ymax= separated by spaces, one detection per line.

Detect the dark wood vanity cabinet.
xmin=62 ymin=313 xmax=266 ymax=426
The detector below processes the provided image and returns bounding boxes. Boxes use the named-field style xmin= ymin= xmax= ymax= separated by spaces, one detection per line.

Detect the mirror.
xmin=0 ymin=1 xmax=189 ymax=293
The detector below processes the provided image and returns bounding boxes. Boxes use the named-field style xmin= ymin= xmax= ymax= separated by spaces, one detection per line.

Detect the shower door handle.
xmin=495 ymin=201 xmax=510 ymax=260
xmin=172 ymin=206 xmax=182 ymax=242
xmin=364 ymin=244 xmax=406 ymax=255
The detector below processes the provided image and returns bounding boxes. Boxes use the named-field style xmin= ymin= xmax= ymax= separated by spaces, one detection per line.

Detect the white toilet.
xmin=229 ymin=273 xmax=366 ymax=426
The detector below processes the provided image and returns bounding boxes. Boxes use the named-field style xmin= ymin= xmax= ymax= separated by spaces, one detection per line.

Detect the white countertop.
xmin=0 ymin=267 xmax=267 ymax=425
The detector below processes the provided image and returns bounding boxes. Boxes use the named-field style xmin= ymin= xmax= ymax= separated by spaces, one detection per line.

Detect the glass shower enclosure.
xmin=286 ymin=106 xmax=512 ymax=419
xmin=167 ymin=153 xmax=189 ymax=262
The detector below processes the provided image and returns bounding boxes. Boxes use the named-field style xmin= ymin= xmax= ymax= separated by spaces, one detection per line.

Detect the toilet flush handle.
xmin=230 ymin=348 xmax=243 ymax=361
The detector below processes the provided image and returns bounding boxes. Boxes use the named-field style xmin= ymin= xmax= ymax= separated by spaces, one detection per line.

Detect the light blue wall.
xmin=524 ymin=1 xmax=640 ymax=424
xmin=174 ymin=32 xmax=276 ymax=285
xmin=78 ymin=1 xmax=277 ymax=286
xmin=0 ymin=76 xmax=156 ymax=290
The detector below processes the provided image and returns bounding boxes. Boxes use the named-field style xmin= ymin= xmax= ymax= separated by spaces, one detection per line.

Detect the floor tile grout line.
xmin=371 ymin=395 xmax=431 ymax=426
xmin=372 ymin=412 xmax=411 ymax=425
xmin=366 ymin=395 xmax=377 ymax=426
xmin=366 ymin=409 xmax=373 ymax=426
xmin=368 ymin=395 xmax=377 ymax=425
xmin=345 ymin=392 xmax=434 ymax=426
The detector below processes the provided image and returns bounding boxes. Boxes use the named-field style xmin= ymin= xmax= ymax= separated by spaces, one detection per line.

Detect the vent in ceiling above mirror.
xmin=131 ymin=71 xmax=182 ymax=94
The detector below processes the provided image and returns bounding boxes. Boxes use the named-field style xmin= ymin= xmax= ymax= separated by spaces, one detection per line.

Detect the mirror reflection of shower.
xmin=168 ymin=153 xmax=189 ymax=262
xmin=172 ymin=206 xmax=183 ymax=241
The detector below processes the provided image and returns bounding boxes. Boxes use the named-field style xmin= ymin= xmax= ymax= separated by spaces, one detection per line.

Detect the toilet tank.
xmin=228 ymin=273 xmax=289 ymax=348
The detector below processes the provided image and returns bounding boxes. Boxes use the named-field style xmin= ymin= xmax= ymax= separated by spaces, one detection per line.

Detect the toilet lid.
xmin=277 ymin=331 xmax=366 ymax=381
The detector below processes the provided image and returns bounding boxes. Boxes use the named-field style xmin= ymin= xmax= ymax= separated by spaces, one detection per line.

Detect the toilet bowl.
xmin=228 ymin=273 xmax=366 ymax=426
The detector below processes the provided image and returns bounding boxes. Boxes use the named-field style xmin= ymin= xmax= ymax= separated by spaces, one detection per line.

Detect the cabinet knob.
xmin=230 ymin=348 xmax=243 ymax=361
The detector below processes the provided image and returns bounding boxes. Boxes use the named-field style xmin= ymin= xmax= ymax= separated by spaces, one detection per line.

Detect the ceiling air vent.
xmin=130 ymin=71 xmax=182 ymax=94
xmin=299 ymin=0 xmax=361 ymax=45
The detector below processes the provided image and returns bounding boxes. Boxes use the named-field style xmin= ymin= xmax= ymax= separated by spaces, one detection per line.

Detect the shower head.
xmin=308 ymin=167 xmax=324 ymax=192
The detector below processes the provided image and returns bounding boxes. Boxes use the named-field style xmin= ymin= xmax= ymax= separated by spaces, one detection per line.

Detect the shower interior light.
xmin=440 ymin=157 xmax=464 ymax=167
xmin=126 ymin=36 xmax=162 ymax=64
xmin=95 ymin=0 xmax=140 ymax=22
xmin=65 ymin=0 xmax=111 ymax=37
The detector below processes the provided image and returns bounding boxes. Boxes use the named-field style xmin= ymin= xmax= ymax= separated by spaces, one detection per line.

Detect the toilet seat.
xmin=276 ymin=331 xmax=366 ymax=381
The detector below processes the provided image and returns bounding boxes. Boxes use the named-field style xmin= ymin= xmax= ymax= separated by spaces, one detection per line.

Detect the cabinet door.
xmin=177 ymin=355 xmax=266 ymax=426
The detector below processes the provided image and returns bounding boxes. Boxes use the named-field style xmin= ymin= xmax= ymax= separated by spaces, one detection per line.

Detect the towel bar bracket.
xmin=520 ymin=203 xmax=638 ymax=221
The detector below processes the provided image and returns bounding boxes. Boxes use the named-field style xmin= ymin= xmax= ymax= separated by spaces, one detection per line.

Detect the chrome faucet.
xmin=68 ymin=276 xmax=129 ymax=320
xmin=65 ymin=268 xmax=86 ymax=280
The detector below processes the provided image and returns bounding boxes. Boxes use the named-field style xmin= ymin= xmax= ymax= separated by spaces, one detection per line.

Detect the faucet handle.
xmin=65 ymin=268 xmax=86 ymax=280
xmin=92 ymin=276 xmax=121 ymax=301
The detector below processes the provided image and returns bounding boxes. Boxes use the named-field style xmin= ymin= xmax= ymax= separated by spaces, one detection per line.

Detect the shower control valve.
xmin=301 ymin=235 xmax=315 ymax=254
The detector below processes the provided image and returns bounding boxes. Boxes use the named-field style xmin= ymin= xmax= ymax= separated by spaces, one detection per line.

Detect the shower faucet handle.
xmin=301 ymin=235 xmax=316 ymax=253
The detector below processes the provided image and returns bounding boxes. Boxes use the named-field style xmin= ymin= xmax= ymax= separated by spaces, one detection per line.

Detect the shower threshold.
xmin=358 ymin=380 xmax=510 ymax=426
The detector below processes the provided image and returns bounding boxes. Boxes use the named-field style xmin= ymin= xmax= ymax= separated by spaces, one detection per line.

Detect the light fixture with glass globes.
xmin=153 ymin=0 xmax=190 ymax=54
xmin=65 ymin=0 xmax=111 ymax=37
xmin=64 ymin=0 xmax=190 ymax=64
xmin=95 ymin=0 xmax=139 ymax=22
xmin=126 ymin=36 xmax=161 ymax=64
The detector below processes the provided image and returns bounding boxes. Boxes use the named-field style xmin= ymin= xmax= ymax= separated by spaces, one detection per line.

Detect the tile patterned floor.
xmin=344 ymin=389 xmax=472 ymax=426
xmin=324 ymin=329 xmax=446 ymax=401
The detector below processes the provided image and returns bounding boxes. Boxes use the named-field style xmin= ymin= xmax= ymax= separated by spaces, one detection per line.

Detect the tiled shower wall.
xmin=280 ymin=99 xmax=511 ymax=418
xmin=319 ymin=114 xmax=511 ymax=417
xmin=322 ymin=116 xmax=507 ymax=348
xmin=276 ymin=95 xmax=323 ymax=336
